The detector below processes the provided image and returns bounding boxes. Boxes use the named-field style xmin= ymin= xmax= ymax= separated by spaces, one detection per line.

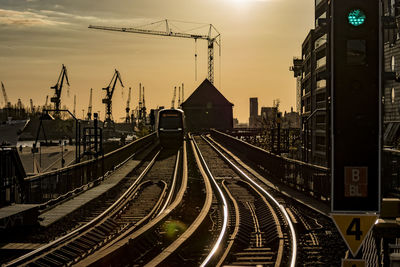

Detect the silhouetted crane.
xmin=50 ymin=64 xmax=70 ymax=117
xmin=102 ymin=69 xmax=124 ymax=127
xmin=87 ymin=88 xmax=93 ymax=120
xmin=125 ymin=87 xmax=131 ymax=123
xmin=171 ymin=86 xmax=177 ymax=109
xmin=89 ymin=19 xmax=221 ymax=84
xmin=1 ymin=82 xmax=10 ymax=108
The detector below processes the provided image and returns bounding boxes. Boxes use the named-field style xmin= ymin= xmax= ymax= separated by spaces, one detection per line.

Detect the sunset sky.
xmin=0 ymin=0 xmax=314 ymax=123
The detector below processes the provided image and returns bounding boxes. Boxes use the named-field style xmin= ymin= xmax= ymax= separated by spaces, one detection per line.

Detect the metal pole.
xmin=277 ymin=122 xmax=281 ymax=155
xmin=75 ymin=119 xmax=78 ymax=163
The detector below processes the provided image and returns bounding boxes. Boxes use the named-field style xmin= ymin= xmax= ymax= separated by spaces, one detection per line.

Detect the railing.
xmin=211 ymin=130 xmax=330 ymax=202
xmin=24 ymin=133 xmax=156 ymax=203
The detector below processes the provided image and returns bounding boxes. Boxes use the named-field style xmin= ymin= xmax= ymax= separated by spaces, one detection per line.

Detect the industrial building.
xmin=181 ymin=79 xmax=233 ymax=131
xmin=291 ymin=0 xmax=329 ymax=166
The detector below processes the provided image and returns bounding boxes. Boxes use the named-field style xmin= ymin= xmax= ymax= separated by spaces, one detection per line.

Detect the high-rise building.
xmin=291 ymin=0 xmax=330 ymax=166
xmin=249 ymin=97 xmax=259 ymax=128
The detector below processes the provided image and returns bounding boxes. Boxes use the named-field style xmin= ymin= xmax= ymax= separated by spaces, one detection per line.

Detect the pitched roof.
xmin=181 ymin=79 xmax=233 ymax=107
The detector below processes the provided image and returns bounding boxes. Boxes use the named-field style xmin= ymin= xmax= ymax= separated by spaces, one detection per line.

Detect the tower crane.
xmin=73 ymin=94 xmax=76 ymax=117
xmin=44 ymin=95 xmax=49 ymax=110
xmin=89 ymin=19 xmax=221 ymax=84
xmin=171 ymin=86 xmax=177 ymax=109
xmin=102 ymin=69 xmax=124 ymax=127
xmin=30 ymin=99 xmax=34 ymax=113
xmin=125 ymin=87 xmax=132 ymax=123
xmin=50 ymin=64 xmax=70 ymax=117
xmin=87 ymin=88 xmax=93 ymax=120
xmin=1 ymin=82 xmax=10 ymax=108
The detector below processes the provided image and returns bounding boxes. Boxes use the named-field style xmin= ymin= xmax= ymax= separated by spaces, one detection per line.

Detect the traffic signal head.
xmin=347 ymin=9 xmax=366 ymax=26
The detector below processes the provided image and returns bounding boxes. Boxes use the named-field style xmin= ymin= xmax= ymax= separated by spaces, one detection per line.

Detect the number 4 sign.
xmin=331 ymin=214 xmax=378 ymax=257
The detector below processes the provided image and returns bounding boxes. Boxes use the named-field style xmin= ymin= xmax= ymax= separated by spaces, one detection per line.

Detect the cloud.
xmin=0 ymin=8 xmax=68 ymax=26
xmin=0 ymin=7 xmax=156 ymax=29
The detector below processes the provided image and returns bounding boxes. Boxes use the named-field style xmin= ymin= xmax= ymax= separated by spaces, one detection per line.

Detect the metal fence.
xmin=24 ymin=133 xmax=156 ymax=203
xmin=211 ymin=129 xmax=331 ymax=202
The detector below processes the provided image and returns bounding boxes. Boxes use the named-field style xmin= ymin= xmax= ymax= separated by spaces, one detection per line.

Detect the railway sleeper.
xmin=78 ymin=236 xmax=98 ymax=248
xmin=86 ymin=230 xmax=106 ymax=242
xmin=96 ymin=223 xmax=114 ymax=234
xmin=71 ymin=239 xmax=92 ymax=251
xmin=65 ymin=243 xmax=86 ymax=255
xmin=35 ymin=255 xmax=63 ymax=266
xmin=58 ymin=247 xmax=79 ymax=260
xmin=82 ymin=233 xmax=102 ymax=245
xmin=49 ymin=251 xmax=71 ymax=264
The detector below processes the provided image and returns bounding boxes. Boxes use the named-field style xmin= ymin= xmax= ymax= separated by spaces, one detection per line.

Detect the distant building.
xmin=249 ymin=97 xmax=259 ymax=128
xmin=181 ymin=79 xmax=234 ymax=131
xmin=282 ymin=107 xmax=301 ymax=129
xmin=260 ymin=107 xmax=277 ymax=129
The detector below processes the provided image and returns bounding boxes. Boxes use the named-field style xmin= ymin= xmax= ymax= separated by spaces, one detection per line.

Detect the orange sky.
xmin=0 ymin=0 xmax=314 ymax=123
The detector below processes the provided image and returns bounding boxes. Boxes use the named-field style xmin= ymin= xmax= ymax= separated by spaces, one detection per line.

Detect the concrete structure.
xmin=291 ymin=0 xmax=329 ymax=166
xmin=181 ymin=79 xmax=233 ymax=131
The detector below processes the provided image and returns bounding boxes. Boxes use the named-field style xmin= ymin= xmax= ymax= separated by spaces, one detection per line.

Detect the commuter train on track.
xmin=156 ymin=109 xmax=185 ymax=147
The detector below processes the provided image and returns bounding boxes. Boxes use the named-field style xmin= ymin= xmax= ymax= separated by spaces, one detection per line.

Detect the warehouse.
xmin=181 ymin=79 xmax=234 ymax=131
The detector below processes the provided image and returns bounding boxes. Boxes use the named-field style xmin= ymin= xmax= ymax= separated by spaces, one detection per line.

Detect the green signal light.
xmin=348 ymin=9 xmax=366 ymax=26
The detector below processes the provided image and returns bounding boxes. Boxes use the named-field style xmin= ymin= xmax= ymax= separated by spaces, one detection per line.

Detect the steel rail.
xmin=157 ymin=149 xmax=181 ymax=216
xmin=192 ymin=136 xmax=229 ymax=267
xmin=203 ymin=135 xmax=297 ymax=267
xmin=145 ymin=134 xmax=213 ymax=266
xmin=79 ymin=142 xmax=188 ymax=266
xmin=216 ymin=180 xmax=241 ymax=267
xmin=5 ymin=149 xmax=161 ymax=266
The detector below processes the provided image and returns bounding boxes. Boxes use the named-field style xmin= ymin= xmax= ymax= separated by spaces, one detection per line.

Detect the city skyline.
xmin=0 ymin=0 xmax=314 ymax=122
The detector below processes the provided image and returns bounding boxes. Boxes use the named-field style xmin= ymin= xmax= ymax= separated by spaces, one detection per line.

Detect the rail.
xmin=211 ymin=129 xmax=330 ymax=202
xmin=24 ymin=133 xmax=156 ymax=203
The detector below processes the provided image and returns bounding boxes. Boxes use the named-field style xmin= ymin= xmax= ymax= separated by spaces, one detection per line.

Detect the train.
xmin=156 ymin=109 xmax=185 ymax=147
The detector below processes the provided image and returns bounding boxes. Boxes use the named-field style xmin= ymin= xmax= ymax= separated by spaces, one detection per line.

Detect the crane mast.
xmin=30 ymin=99 xmax=34 ymax=114
xmin=89 ymin=20 xmax=221 ymax=84
xmin=87 ymin=88 xmax=93 ymax=120
xmin=44 ymin=95 xmax=49 ymax=109
xmin=102 ymin=69 xmax=124 ymax=127
xmin=50 ymin=64 xmax=70 ymax=117
xmin=1 ymin=82 xmax=10 ymax=108
xmin=125 ymin=87 xmax=131 ymax=123
xmin=171 ymin=86 xmax=177 ymax=109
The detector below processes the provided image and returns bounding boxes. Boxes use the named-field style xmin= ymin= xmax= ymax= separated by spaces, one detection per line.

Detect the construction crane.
xmin=50 ymin=64 xmax=70 ymax=117
xmin=171 ymin=86 xmax=177 ymax=109
xmin=30 ymin=99 xmax=34 ymax=114
xmin=89 ymin=19 xmax=221 ymax=84
xmin=1 ymin=82 xmax=10 ymax=108
xmin=87 ymin=88 xmax=93 ymax=120
xmin=102 ymin=69 xmax=124 ymax=127
xmin=44 ymin=95 xmax=49 ymax=110
xmin=125 ymin=87 xmax=132 ymax=123
xmin=142 ymin=86 xmax=146 ymax=120
xmin=73 ymin=94 xmax=76 ymax=117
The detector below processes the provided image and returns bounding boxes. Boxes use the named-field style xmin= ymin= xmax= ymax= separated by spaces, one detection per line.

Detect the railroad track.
xmin=4 ymin=133 xmax=346 ymax=266
xmin=205 ymin=134 xmax=347 ymax=266
xmin=184 ymin=135 xmax=296 ymax=266
xmin=5 ymin=147 xmax=183 ymax=266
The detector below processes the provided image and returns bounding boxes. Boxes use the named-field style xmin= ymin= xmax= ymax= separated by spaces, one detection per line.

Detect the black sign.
xmin=331 ymin=0 xmax=381 ymax=212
